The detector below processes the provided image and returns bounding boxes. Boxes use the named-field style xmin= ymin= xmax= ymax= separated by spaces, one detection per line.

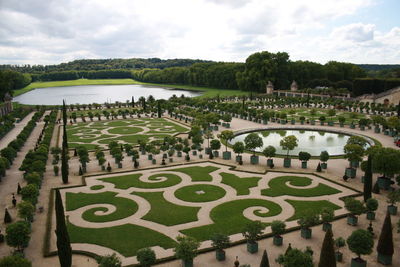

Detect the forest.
xmin=1 ymin=51 xmax=400 ymax=100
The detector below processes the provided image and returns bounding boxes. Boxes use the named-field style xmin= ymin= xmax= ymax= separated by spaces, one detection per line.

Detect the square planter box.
xmin=322 ymin=222 xmax=332 ymax=232
xmin=300 ymin=121 xmax=305 ymax=125
xmin=250 ymin=155 xmax=259 ymax=165
xmin=177 ymin=151 xmax=182 ymax=157
xmin=225 ymin=123 xmax=230 ymax=128
xmin=321 ymin=162 xmax=327 ymax=169
xmin=216 ymin=250 xmax=226 ymax=261
xmin=345 ymin=167 xmax=356 ymax=178
xmin=387 ymin=205 xmax=397 ymax=215
xmin=213 ymin=151 xmax=219 ymax=157
xmin=310 ymin=120 xmax=315 ymax=125
xmin=301 ymin=228 xmax=312 ymax=239
xmin=182 ymin=259 xmax=193 ymax=267
xmin=152 ymin=159 xmax=156 ymax=165
xmin=351 ymin=258 xmax=366 ymax=267
xmin=222 ymin=151 xmax=231 ymax=160
xmin=147 ymin=154 xmax=153 ymax=160
xmin=347 ymin=215 xmax=358 ymax=226
xmin=214 ymin=125 xmax=219 ymax=131
xmin=273 ymin=235 xmax=283 ymax=246
xmin=366 ymin=211 xmax=375 ymax=220
xmin=377 ymin=177 xmax=391 ymax=190
xmin=192 ymin=150 xmax=197 ymax=156
xmin=283 ymin=158 xmax=291 ymax=168
xmin=291 ymin=120 xmax=295 ymax=125
xmin=205 ymin=148 xmax=211 ymax=155
xmin=118 ymin=163 xmax=122 ymax=168
xmin=199 ymin=154 xmax=203 ymax=159
xmin=374 ymin=127 xmax=381 ymax=133
xmin=328 ymin=121 xmax=334 ymax=126
xmin=350 ymin=160 xmax=359 ymax=168
xmin=267 ymin=159 xmax=273 ymax=167
xmin=301 ymin=161 xmax=307 ymax=169
xmin=246 ymin=242 xmax=258 ymax=254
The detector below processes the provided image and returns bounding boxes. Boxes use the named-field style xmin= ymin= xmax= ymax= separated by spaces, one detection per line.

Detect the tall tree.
xmin=61 ymin=137 xmax=69 ymax=184
xmin=131 ymin=96 xmax=135 ymax=107
xmin=55 ymin=189 xmax=72 ymax=267
xmin=363 ymin=155 xmax=373 ymax=202
xmin=260 ymin=249 xmax=270 ymax=267
xmin=318 ymin=228 xmax=336 ymax=267
xmin=62 ymin=99 xmax=67 ymax=127
xmin=377 ymin=212 xmax=394 ymax=262
xmin=157 ymin=100 xmax=161 ymax=118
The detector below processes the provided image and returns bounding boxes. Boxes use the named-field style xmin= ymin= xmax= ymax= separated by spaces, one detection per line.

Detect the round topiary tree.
xmin=271 ymin=220 xmax=286 ymax=246
xmin=174 ymin=235 xmax=200 ymax=267
xmin=5 ymin=221 xmax=31 ymax=252
xmin=280 ymin=135 xmax=298 ymax=168
xmin=298 ymin=151 xmax=311 ymax=169
xmin=242 ymin=220 xmax=264 ymax=253
xmin=244 ymin=133 xmax=263 ymax=165
xmin=262 ymin=146 xmax=276 ymax=168
xmin=347 ymin=229 xmax=374 ymax=266
xmin=319 ymin=151 xmax=329 ymax=169
xmin=344 ymin=198 xmax=365 ymax=226
xmin=136 ymin=247 xmax=156 ymax=267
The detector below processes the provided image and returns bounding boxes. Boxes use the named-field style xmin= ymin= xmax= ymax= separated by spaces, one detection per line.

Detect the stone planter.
xmin=351 ymin=258 xmax=366 ymax=267
xmin=321 ymin=162 xmax=327 ymax=169
xmin=387 ymin=205 xmax=397 ymax=215
xmin=360 ymin=125 xmax=365 ymax=131
xmin=273 ymin=235 xmax=283 ymax=246
xmin=169 ymin=158 xmax=173 ymax=163
xmin=225 ymin=123 xmax=230 ymax=128
xmin=213 ymin=151 xmax=219 ymax=157
xmin=246 ymin=241 xmax=258 ymax=254
xmin=310 ymin=120 xmax=315 ymax=125
xmin=192 ymin=150 xmax=197 ymax=156
xmin=335 ymin=252 xmax=343 ymax=262
xmin=301 ymin=228 xmax=312 ymax=239
xmin=177 ymin=151 xmax=182 ymax=157
xmin=300 ymin=121 xmax=305 ymax=125
xmin=182 ymin=259 xmax=193 ymax=267
xmin=374 ymin=126 xmax=381 ymax=133
xmin=384 ymin=129 xmax=390 ymax=135
xmin=345 ymin=167 xmax=356 ymax=178
xmin=147 ymin=154 xmax=153 ymax=160
xmin=322 ymin=222 xmax=332 ymax=232
xmin=350 ymin=161 xmax=359 ymax=168
xmin=377 ymin=253 xmax=392 ymax=265
xmin=377 ymin=177 xmax=391 ymax=190
xmin=250 ymin=155 xmax=259 ymax=165
xmin=301 ymin=161 xmax=307 ymax=169
xmin=328 ymin=121 xmax=334 ymax=126
xmin=283 ymin=158 xmax=291 ymax=168
xmin=216 ymin=250 xmax=225 ymax=261
xmin=366 ymin=211 xmax=375 ymax=220
xmin=236 ymin=155 xmax=242 ymax=162
xmin=347 ymin=215 xmax=358 ymax=226
xmin=267 ymin=159 xmax=273 ymax=167
xmin=222 ymin=151 xmax=231 ymax=160
xmin=214 ymin=125 xmax=219 ymax=131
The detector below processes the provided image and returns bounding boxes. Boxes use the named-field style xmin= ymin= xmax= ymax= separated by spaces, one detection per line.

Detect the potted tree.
xmin=298 ymin=151 xmax=311 ymax=169
xmin=365 ymin=198 xmax=378 ymax=220
xmin=347 ymin=229 xmax=374 ymax=267
xmin=344 ymin=198 xmax=365 ymax=226
xmin=210 ymin=233 xmax=230 ymax=261
xmin=319 ymin=115 xmax=326 ymax=125
xmin=338 ymin=116 xmax=346 ymax=127
xmin=320 ymin=207 xmax=334 ymax=232
xmin=299 ymin=116 xmax=306 ymax=125
xmin=242 ymin=220 xmax=264 ymax=253
xmin=271 ymin=220 xmax=286 ymax=246
xmin=371 ymin=147 xmax=400 ymax=190
xmin=386 ymin=190 xmax=400 ymax=215
xmin=297 ymin=210 xmax=320 ymax=239
xmin=344 ymin=144 xmax=364 ymax=178
xmin=334 ymin=237 xmax=346 ymax=262
xmin=218 ymin=130 xmax=234 ymax=160
xmin=280 ymin=135 xmax=298 ymax=168
xmin=327 ymin=109 xmax=336 ymax=126
xmin=136 ymin=247 xmax=156 ymax=267
xmin=174 ymin=236 xmax=200 ymax=267
xmin=319 ymin=151 xmax=329 ymax=169
xmin=244 ymin=133 xmax=263 ymax=165
xmin=210 ymin=139 xmax=221 ymax=158
xmin=233 ymin=141 xmax=244 ymax=164
xmin=262 ymin=146 xmax=276 ymax=168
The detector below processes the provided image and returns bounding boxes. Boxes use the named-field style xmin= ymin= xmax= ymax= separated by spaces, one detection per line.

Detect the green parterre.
xmin=65 ymin=117 xmax=188 ymax=149
xmin=62 ymin=162 xmax=357 ymax=260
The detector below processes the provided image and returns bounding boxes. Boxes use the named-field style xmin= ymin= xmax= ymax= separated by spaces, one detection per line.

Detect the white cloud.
xmin=1 ymin=0 xmax=398 ymax=65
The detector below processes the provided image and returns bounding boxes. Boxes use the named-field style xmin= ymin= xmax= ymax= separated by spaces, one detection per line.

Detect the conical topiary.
xmin=4 ymin=208 xmax=11 ymax=224
xmin=318 ymin=228 xmax=336 ymax=267
xmin=260 ymin=249 xmax=270 ymax=267
xmin=363 ymin=155 xmax=372 ymax=202
xmin=17 ymin=183 xmax=21 ymax=195
xmin=316 ymin=163 xmax=322 ymax=172
xmin=285 ymin=243 xmax=292 ymax=255
xmin=377 ymin=212 xmax=394 ymax=261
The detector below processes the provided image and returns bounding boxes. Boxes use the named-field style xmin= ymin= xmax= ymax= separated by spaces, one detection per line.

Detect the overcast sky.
xmin=0 ymin=0 xmax=399 ymax=65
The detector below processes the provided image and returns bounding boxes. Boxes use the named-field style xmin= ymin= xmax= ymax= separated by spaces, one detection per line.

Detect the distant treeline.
xmin=2 ymin=51 xmax=400 ymax=97
xmin=0 ymin=58 xmax=211 ymax=73
xmin=0 ymin=69 xmax=31 ymax=101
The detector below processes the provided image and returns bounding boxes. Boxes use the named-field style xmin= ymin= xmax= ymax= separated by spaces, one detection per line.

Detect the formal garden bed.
xmin=52 ymin=162 xmax=359 ymax=265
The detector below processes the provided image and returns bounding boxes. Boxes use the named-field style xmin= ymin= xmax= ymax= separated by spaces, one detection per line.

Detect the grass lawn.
xmin=133 ymin=192 xmax=200 ymax=226
xmin=286 ymin=199 xmax=341 ymax=221
xmin=181 ymin=199 xmax=282 ymax=241
xmin=67 ymin=221 xmax=177 ymax=257
xmin=174 ymin=184 xmax=226 ymax=202
xmin=66 ymin=192 xmax=138 ymax=222
xmin=101 ymin=173 xmax=182 ymax=189
xmin=170 ymin=166 xmax=219 ymax=182
xmin=261 ymin=176 xmax=341 ymax=197
xmin=220 ymin=172 xmax=261 ymax=195
xmin=14 ymin=78 xmax=248 ymax=98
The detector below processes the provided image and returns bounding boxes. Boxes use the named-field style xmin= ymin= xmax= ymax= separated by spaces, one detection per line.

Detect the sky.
xmin=0 ymin=0 xmax=399 ymax=65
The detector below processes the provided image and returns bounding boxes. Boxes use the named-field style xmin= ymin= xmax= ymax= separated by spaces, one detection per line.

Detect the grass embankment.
xmin=13 ymin=78 xmax=248 ymax=98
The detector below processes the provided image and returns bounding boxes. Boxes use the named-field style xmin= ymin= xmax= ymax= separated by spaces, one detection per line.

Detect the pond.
xmin=13 ymin=84 xmax=202 ymax=105
xmin=230 ymin=129 xmax=356 ymax=156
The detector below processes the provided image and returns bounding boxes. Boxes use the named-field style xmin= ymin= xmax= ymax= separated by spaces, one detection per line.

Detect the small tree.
xmin=298 ymin=151 xmax=311 ymax=167
xmin=233 ymin=141 xmax=245 ymax=157
xmin=276 ymin=248 xmax=313 ymax=267
xmin=5 ymin=221 xmax=31 ymax=251
xmin=280 ymin=135 xmax=298 ymax=158
xmin=363 ymin=155 xmax=373 ymax=202
xmin=20 ymin=184 xmax=39 ymax=205
xmin=97 ymin=253 xmax=122 ymax=267
xmin=17 ymin=201 xmax=34 ymax=222
xmin=242 ymin=220 xmax=264 ymax=244
xmin=136 ymin=248 xmax=156 ymax=267
xmin=318 ymin=228 xmax=336 ymax=267
xmin=210 ymin=233 xmax=230 ymax=251
xmin=345 ymin=198 xmax=365 ymax=218
xmin=347 ymin=229 xmax=374 ymax=263
xmin=320 ymin=151 xmax=329 ymax=164
xmin=218 ymin=130 xmax=234 ymax=152
xmin=244 ymin=133 xmax=263 ymax=155
xmin=174 ymin=236 xmax=200 ymax=265
xmin=344 ymin=144 xmax=364 ymax=166
xmin=271 ymin=220 xmax=286 ymax=238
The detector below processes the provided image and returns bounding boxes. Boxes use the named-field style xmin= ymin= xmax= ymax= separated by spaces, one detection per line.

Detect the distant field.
xmin=13 ymin=78 xmax=248 ymax=98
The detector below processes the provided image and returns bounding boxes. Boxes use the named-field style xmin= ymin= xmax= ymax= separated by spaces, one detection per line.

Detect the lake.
xmin=13 ymin=84 xmax=202 ymax=105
